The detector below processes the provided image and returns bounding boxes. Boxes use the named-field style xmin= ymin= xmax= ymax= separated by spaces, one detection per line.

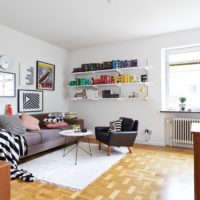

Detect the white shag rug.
xmin=19 ymin=142 xmax=128 ymax=190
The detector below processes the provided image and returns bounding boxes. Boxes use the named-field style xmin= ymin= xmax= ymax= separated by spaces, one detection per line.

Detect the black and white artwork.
xmin=19 ymin=63 xmax=34 ymax=87
xmin=18 ymin=90 xmax=43 ymax=112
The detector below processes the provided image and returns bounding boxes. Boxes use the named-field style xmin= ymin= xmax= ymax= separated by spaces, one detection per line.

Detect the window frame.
xmin=163 ymin=45 xmax=200 ymax=111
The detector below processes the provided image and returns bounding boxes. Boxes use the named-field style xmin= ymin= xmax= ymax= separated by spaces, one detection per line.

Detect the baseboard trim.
xmin=135 ymin=140 xmax=165 ymax=147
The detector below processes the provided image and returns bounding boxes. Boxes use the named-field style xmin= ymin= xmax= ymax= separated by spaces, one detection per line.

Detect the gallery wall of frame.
xmin=0 ymin=55 xmax=55 ymax=113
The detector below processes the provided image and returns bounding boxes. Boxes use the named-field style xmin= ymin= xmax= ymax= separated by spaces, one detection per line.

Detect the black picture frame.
xmin=36 ymin=61 xmax=55 ymax=91
xmin=18 ymin=89 xmax=43 ymax=112
xmin=0 ymin=71 xmax=16 ymax=97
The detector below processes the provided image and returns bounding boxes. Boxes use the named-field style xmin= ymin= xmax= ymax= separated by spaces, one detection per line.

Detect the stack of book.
xmin=65 ymin=112 xmax=77 ymax=119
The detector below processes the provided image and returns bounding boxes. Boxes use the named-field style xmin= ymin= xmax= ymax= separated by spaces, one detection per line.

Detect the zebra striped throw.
xmin=0 ymin=130 xmax=34 ymax=182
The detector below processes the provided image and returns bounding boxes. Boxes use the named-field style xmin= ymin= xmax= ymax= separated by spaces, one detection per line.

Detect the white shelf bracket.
xmin=92 ymin=85 xmax=98 ymax=89
xmin=144 ymin=66 xmax=149 ymax=72
xmin=116 ymin=83 xmax=122 ymax=88
xmin=116 ymin=68 xmax=121 ymax=74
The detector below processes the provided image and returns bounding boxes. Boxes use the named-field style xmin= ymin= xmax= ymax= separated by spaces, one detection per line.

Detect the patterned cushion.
xmin=43 ymin=116 xmax=64 ymax=123
xmin=115 ymin=118 xmax=123 ymax=131
xmin=0 ymin=115 xmax=26 ymax=135
xmin=108 ymin=118 xmax=123 ymax=132
xmin=48 ymin=112 xmax=64 ymax=118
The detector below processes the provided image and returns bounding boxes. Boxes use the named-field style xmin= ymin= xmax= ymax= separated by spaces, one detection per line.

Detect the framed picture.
xmin=36 ymin=61 xmax=55 ymax=90
xmin=18 ymin=89 xmax=43 ymax=112
xmin=19 ymin=63 xmax=34 ymax=87
xmin=0 ymin=71 xmax=16 ymax=97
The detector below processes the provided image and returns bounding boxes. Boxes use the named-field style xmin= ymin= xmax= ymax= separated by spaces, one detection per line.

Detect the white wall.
xmin=0 ymin=25 xmax=69 ymax=114
xmin=68 ymin=28 xmax=200 ymax=146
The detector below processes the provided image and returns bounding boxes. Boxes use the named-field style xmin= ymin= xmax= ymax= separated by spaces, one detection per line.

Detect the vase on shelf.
xmin=6 ymin=104 xmax=13 ymax=115
xmin=179 ymin=103 xmax=186 ymax=111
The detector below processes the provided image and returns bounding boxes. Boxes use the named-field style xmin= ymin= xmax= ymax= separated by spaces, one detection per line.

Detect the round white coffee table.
xmin=59 ymin=129 xmax=94 ymax=165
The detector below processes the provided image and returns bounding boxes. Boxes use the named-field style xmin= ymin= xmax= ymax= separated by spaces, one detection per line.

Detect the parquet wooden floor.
xmin=11 ymin=144 xmax=194 ymax=200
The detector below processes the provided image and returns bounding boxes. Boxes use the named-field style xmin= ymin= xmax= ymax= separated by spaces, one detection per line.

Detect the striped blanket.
xmin=0 ymin=130 xmax=34 ymax=182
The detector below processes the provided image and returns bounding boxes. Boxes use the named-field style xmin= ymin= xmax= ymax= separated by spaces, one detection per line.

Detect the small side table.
xmin=59 ymin=130 xmax=94 ymax=165
xmin=0 ymin=161 xmax=10 ymax=200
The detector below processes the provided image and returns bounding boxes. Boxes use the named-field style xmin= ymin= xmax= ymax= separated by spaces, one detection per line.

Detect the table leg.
xmin=62 ymin=135 xmax=93 ymax=165
xmin=63 ymin=137 xmax=67 ymax=155
xmin=63 ymin=137 xmax=77 ymax=157
xmin=79 ymin=144 xmax=92 ymax=156
xmin=63 ymin=145 xmax=76 ymax=157
xmin=88 ymin=136 xmax=92 ymax=156
xmin=75 ymin=141 xmax=78 ymax=165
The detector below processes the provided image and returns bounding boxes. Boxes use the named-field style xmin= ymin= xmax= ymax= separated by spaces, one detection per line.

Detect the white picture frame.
xmin=0 ymin=71 xmax=16 ymax=97
xmin=19 ymin=63 xmax=34 ymax=87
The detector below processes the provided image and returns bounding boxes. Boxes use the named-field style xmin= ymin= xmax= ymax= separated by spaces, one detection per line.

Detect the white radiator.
xmin=165 ymin=117 xmax=200 ymax=147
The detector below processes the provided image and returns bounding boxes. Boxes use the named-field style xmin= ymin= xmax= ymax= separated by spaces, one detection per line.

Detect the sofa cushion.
xmin=30 ymin=113 xmax=49 ymax=128
xmin=22 ymin=131 xmax=42 ymax=146
xmin=121 ymin=118 xmax=134 ymax=131
xmin=45 ymin=122 xmax=69 ymax=129
xmin=39 ymin=129 xmax=61 ymax=143
xmin=21 ymin=113 xmax=40 ymax=131
xmin=0 ymin=115 xmax=26 ymax=135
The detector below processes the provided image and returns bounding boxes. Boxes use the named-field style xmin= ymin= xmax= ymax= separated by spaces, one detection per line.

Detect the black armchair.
xmin=95 ymin=118 xmax=138 ymax=156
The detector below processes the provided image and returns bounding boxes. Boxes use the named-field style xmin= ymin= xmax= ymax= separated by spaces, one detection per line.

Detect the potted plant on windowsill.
xmin=179 ymin=96 xmax=187 ymax=111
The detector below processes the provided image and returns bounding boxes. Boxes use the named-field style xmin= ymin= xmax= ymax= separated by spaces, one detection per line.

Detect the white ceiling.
xmin=0 ymin=0 xmax=200 ymax=50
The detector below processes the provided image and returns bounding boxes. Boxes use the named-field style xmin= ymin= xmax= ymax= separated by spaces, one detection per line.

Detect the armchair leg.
xmin=98 ymin=142 xmax=101 ymax=150
xmin=128 ymin=147 xmax=132 ymax=153
xmin=107 ymin=146 xmax=111 ymax=156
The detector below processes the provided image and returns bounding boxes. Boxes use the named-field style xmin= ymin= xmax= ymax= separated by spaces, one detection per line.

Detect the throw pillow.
xmin=43 ymin=113 xmax=68 ymax=129
xmin=108 ymin=118 xmax=123 ymax=132
xmin=21 ymin=113 xmax=40 ymax=131
xmin=46 ymin=122 xmax=69 ymax=129
xmin=46 ymin=123 xmax=60 ymax=128
xmin=0 ymin=115 xmax=26 ymax=135
xmin=43 ymin=116 xmax=64 ymax=124
xmin=115 ymin=118 xmax=123 ymax=131
xmin=48 ymin=112 xmax=64 ymax=118
xmin=121 ymin=117 xmax=134 ymax=131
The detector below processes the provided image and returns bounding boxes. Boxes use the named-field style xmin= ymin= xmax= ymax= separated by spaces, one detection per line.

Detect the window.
xmin=164 ymin=46 xmax=200 ymax=111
